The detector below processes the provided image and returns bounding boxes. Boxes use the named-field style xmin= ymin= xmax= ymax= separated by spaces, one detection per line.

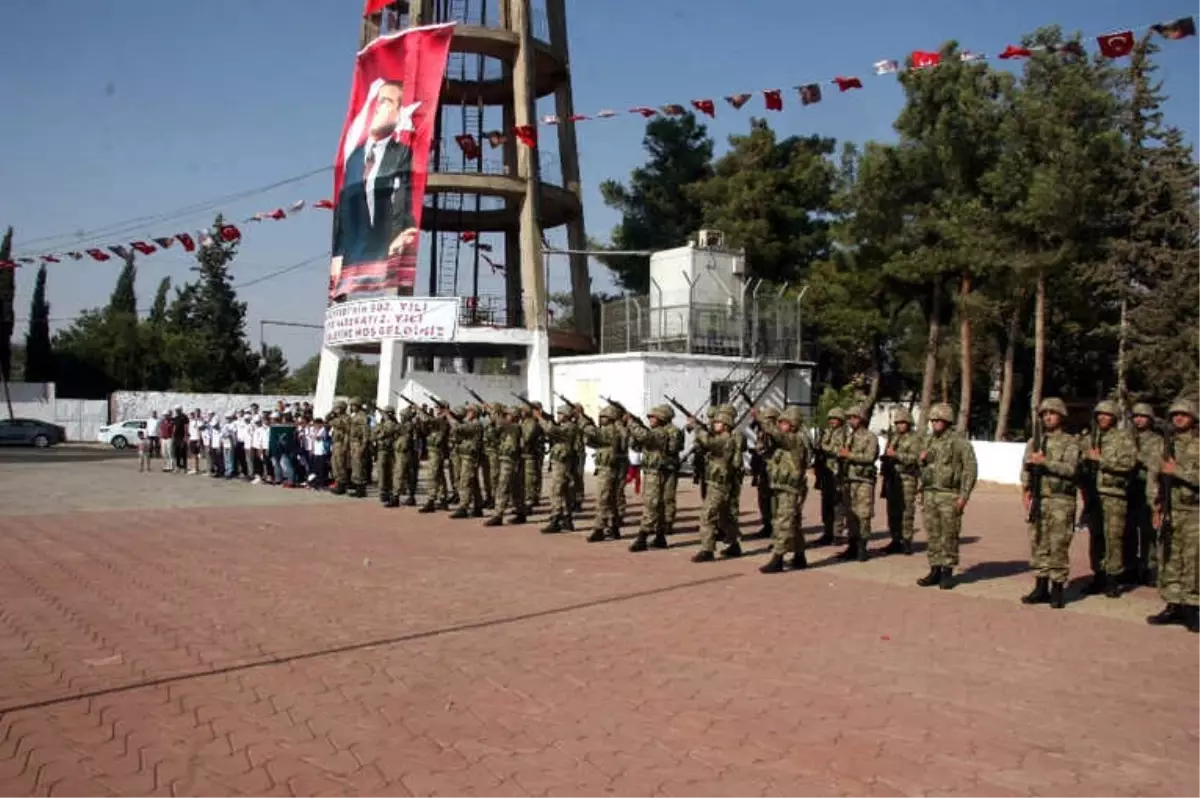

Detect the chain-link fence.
xmin=598 ymin=294 xmax=808 ymax=360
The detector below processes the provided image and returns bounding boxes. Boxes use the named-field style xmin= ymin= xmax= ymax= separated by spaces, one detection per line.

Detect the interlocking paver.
xmin=0 ymin=457 xmax=1196 ymax=796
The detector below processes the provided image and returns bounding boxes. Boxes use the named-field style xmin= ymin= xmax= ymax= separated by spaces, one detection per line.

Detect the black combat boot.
xmin=855 ymin=537 xmax=869 ymax=562
xmin=917 ymin=566 xmax=942 ymax=587
xmin=418 ymin=501 xmax=436 ymax=513
xmin=836 ymin=542 xmax=857 ymax=560
xmin=449 ymin=508 xmax=469 ymax=519
xmin=386 ymin=496 xmax=400 ymax=508
xmin=815 ymin=529 xmax=835 ymax=547
xmin=1146 ymin=604 xmax=1183 ymax=625
xmin=353 ymin=484 xmax=367 ymax=498
xmin=403 ymin=495 xmax=417 ymax=506
xmin=759 ymin=554 xmax=785 ymax=574
xmin=651 ymin=532 xmax=668 ymax=549
xmin=541 ymin=518 xmax=562 ymax=534
xmin=883 ymin=537 xmax=904 ymax=554
xmin=938 ymin=567 xmax=955 ymax=590
xmin=562 ymin=516 xmax=575 ymax=531
xmin=379 ymin=490 xmax=392 ymax=506
xmin=586 ymin=529 xmax=606 ymax=543
xmin=790 ymin=551 xmax=808 ymax=570
xmin=331 ymin=483 xmax=347 ymax=496
xmin=720 ymin=542 xmax=742 ymax=558
xmin=1049 ymin=581 xmax=1066 ymax=609
xmin=1104 ymin=576 xmax=1122 ymax=599
xmin=691 ymin=550 xmax=715 ymax=563
xmin=1186 ymin=606 xmax=1200 ymax=634
xmin=901 ymin=540 xmax=913 ymax=555
xmin=1083 ymin=573 xmax=1106 ymax=595
xmin=510 ymin=513 xmax=527 ymax=525
xmin=608 ymin=527 xmax=622 ymax=541
xmin=483 ymin=515 xmax=503 ymax=527
xmin=752 ymin=525 xmax=773 ymax=540
xmin=629 ymin=534 xmax=649 ymax=553
xmin=1021 ymin=577 xmax=1050 ymax=605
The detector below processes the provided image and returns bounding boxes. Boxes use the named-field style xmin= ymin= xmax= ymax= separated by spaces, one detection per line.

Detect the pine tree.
xmin=23 ymin=264 xmax=52 ymax=383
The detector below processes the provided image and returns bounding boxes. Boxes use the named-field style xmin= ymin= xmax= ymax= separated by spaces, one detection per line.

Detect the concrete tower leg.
xmin=314 ymin=346 xmax=341 ymax=418
xmin=376 ymin=341 xmax=408 ymax=408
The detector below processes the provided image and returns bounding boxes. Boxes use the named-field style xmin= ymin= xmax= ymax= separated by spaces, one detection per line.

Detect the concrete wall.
xmin=110 ymin=391 xmax=314 ymax=422
xmin=3 ymin=382 xmax=107 ymax=441
xmin=399 ymin=372 xmax=527 ymax=409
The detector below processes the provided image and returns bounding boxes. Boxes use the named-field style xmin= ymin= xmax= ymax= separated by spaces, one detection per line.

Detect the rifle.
xmin=428 ymin=395 xmax=462 ymax=422
xmin=466 ymin=387 xmax=487 ymax=407
xmin=880 ymin=431 xmax=896 ymax=499
xmin=1026 ymin=416 xmax=1044 ymax=525
xmin=601 ymin=395 xmax=644 ymax=427
xmin=665 ymin=396 xmax=707 ymax=431
xmin=1158 ymin=430 xmax=1176 ymax=560
xmin=666 ymin=395 xmax=708 ymax=494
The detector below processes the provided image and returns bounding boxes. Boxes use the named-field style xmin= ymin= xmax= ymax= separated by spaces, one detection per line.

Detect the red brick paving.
xmin=0 ymin=479 xmax=1196 ymax=796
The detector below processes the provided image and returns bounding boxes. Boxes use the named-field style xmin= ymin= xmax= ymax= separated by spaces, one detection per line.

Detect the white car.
xmin=98 ymin=419 xmax=152 ymax=449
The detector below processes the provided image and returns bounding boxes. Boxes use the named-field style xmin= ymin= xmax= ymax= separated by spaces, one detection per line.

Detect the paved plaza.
xmin=0 ymin=453 xmax=1196 ymax=796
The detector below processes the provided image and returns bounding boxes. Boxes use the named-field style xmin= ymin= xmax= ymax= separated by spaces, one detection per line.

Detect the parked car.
xmin=98 ymin=419 xmax=151 ymax=449
xmin=0 ymin=418 xmax=66 ymax=448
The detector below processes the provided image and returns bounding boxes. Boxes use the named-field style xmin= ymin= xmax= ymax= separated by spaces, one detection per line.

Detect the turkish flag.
xmin=175 ymin=233 xmax=196 ymax=252
xmin=86 ymin=249 xmax=111 ymax=262
xmin=911 ymin=51 xmax=941 ymax=69
xmin=998 ymin=44 xmax=1033 ymax=59
xmin=690 ymin=99 xmax=715 ymax=117
xmin=363 ymin=0 xmax=391 ymax=16
xmin=1096 ymin=31 xmax=1135 ymax=58
xmin=130 ymin=241 xmax=157 ymax=255
xmin=763 ymin=89 xmax=783 ymax=111
xmin=218 ymin=225 xmax=241 ymax=243
xmin=514 ymin=125 xmax=537 ymax=148
xmin=833 ymin=76 xmax=863 ymax=92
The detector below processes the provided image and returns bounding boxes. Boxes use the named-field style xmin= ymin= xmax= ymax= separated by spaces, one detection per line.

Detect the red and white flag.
xmin=763 ymin=89 xmax=783 ymax=111
xmin=1096 ymin=30 xmax=1135 ymax=58
xmin=911 ymin=50 xmax=941 ymax=69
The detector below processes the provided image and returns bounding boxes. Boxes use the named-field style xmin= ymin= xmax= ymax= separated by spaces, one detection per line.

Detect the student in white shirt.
xmin=221 ymin=413 xmax=238 ymax=478
xmin=187 ymin=410 xmax=203 ymax=474
xmin=251 ymin=416 xmax=269 ymax=483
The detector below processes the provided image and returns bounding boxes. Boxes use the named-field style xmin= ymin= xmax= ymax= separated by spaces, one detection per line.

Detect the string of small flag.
xmin=5 ymin=14 xmax=1194 ymax=268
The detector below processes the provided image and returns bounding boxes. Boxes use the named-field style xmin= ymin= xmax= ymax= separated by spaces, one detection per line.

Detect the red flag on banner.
xmin=1151 ymin=17 xmax=1197 ymax=40
xmin=661 ymin=104 xmax=686 ymax=116
xmin=266 ymin=208 xmax=287 ymax=220
xmin=330 ymin=22 xmax=455 ymax=299
xmin=911 ymin=50 xmax=941 ymax=68
xmin=998 ymin=44 xmax=1033 ymax=59
xmin=833 ymin=76 xmax=863 ymax=92
xmin=568 ymin=114 xmax=589 ymax=122
xmin=763 ymin=89 xmax=783 ymax=111
xmin=152 ymin=237 xmax=173 ymax=249
xmin=1096 ymin=30 xmax=1135 ymax=58
xmin=514 ymin=125 xmax=537 ymax=148
xmin=460 ymin=231 xmax=477 ymax=243
xmin=314 ymin=199 xmax=335 ymax=210
xmin=218 ymin=225 xmax=241 ymax=243
xmin=725 ymin=93 xmax=752 ymax=110
xmin=629 ymin=106 xmax=657 ymax=118
xmin=86 ymin=248 xmax=111 ymax=262
xmin=455 ymin=134 xmax=481 ymax=159
xmin=41 ymin=255 xmax=60 ymax=263
xmin=176 ymin=234 xmax=196 ymax=251
xmin=363 ymin=0 xmax=391 ymax=16
xmin=131 ymin=241 xmax=157 ymax=255
xmin=690 ymin=99 xmax=715 ymax=117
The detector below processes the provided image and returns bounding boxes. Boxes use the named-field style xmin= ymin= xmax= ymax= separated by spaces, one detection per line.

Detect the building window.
xmin=710 ymin=381 xmax=734 ymax=407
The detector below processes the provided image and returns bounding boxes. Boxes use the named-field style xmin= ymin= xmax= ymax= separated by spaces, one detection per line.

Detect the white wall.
xmin=54 ymin=398 xmax=109 ymax=441
xmin=550 ymin=353 xmax=645 ymax=418
xmin=110 ymin=391 xmax=314 ymax=422
xmin=399 ymin=372 xmax=526 ymax=409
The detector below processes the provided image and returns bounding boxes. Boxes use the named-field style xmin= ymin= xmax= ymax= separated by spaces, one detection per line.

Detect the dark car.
xmin=0 ymin=418 xmax=66 ymax=448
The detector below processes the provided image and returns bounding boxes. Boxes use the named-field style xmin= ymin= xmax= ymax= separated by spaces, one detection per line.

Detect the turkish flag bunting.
xmin=763 ymin=89 xmax=783 ymax=111
xmin=660 ymin=104 xmax=686 ymax=116
xmin=41 ymin=255 xmax=60 ymax=263
xmin=690 ymin=99 xmax=716 ymax=117
xmin=568 ymin=114 xmax=589 ymax=122
xmin=514 ymin=125 xmax=537 ymax=148
xmin=266 ymin=208 xmax=287 ymax=220
xmin=911 ymin=50 xmax=941 ymax=68
xmin=0 ymin=261 xmax=15 ymax=270
xmin=460 ymin=231 xmax=478 ymax=243
xmin=725 ymin=93 xmax=752 ymax=109
xmin=131 ymin=241 xmax=157 ymax=255
xmin=1096 ymin=30 xmax=1135 ymax=58
xmin=152 ymin=237 xmax=173 ymax=249
xmin=833 ymin=76 xmax=863 ymax=92
xmin=218 ymin=225 xmax=241 ymax=242
xmin=1054 ymin=41 xmax=1086 ymax=57
xmin=176 ymin=234 xmax=196 ymax=251
xmin=314 ymin=199 xmax=334 ymax=210
xmin=362 ymin=0 xmax=391 ymax=16
xmin=998 ymin=44 xmax=1033 ymax=59
xmin=66 ymin=251 xmax=83 ymax=260
xmin=798 ymin=84 xmax=822 ymax=105
xmin=455 ymin=134 xmax=481 ymax=160
xmin=629 ymin=106 xmax=657 ymax=118
xmin=86 ymin=248 xmax=111 ymax=262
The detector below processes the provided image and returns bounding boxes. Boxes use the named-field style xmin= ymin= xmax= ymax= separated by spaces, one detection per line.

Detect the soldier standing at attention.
xmin=1080 ymin=400 xmax=1138 ymax=597
xmin=1146 ymin=398 xmax=1200 ymax=633
xmin=572 ymin=406 xmax=587 ymax=512
xmin=756 ymin=406 xmax=810 ymax=572
xmin=1127 ymin=403 xmax=1163 ymax=585
xmin=723 ymin=404 xmax=747 ymax=534
xmin=449 ymin=405 xmax=484 ymax=519
xmin=751 ymin=407 xmax=779 ymax=540
xmin=348 ymin=400 xmax=371 ymax=498
xmin=482 ymin=406 xmax=500 ymax=511
xmin=818 ymin=409 xmax=848 ymax=546
xmin=685 ymin=406 xmax=742 ymax=561
xmin=837 ymin=406 xmax=880 ymax=562
xmin=660 ymin=405 xmax=685 ymax=533
xmin=393 ymin=407 xmax=419 ymax=507
xmin=373 ymin=406 xmax=400 ymax=506
xmin=536 ymin=405 xmax=576 ymax=533
xmin=329 ymin=401 xmax=350 ymax=495
xmin=612 ymin=412 xmax=631 ymax=533
xmin=627 ymin=407 xmax=672 ymax=552
xmin=485 ymin=404 xmax=526 ymax=526
xmin=1020 ymin=397 xmax=1081 ymax=609
xmin=520 ymin=404 xmax=545 ymax=511
xmin=418 ymin=405 xmax=451 ymax=513
xmin=916 ymin=403 xmax=977 ymax=588
xmin=882 ymin=409 xmax=922 ymax=555
xmin=530 ymin=401 xmax=547 ymax=506
xmin=447 ymin=408 xmax=464 ymax=510
xmin=581 ymin=406 xmax=622 ymax=542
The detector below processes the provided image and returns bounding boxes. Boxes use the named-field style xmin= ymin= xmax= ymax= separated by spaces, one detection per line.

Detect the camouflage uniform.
xmin=373 ymin=407 xmax=400 ymax=505
xmin=540 ymin=407 xmax=577 ymax=533
xmin=689 ymin=408 xmax=741 ymax=560
xmin=419 ymin=408 xmax=451 ymax=512
xmin=348 ymin=400 xmax=370 ymax=497
xmin=1128 ymin=403 xmax=1164 ymax=585
xmin=1079 ymin=400 xmax=1138 ymax=596
xmin=571 ymin=410 xmax=587 ymax=511
xmin=660 ymin=406 xmax=685 ymax=530
xmin=520 ymin=408 xmax=545 ymax=510
xmin=1021 ymin=397 xmax=1082 ymax=609
xmin=582 ymin=406 xmax=623 ymax=541
xmin=818 ymin=410 xmax=848 ymax=544
xmin=393 ymin=408 xmax=419 ymax=505
xmin=725 ymin=405 xmax=747 ymax=528
xmin=627 ymin=407 xmax=674 ymax=551
xmin=752 ymin=407 xmax=779 ymax=538
xmin=482 ymin=412 xmax=500 ymax=510
xmin=882 ymin=409 xmax=922 ymax=554
xmin=613 ymin=417 xmax=630 ymax=527
xmin=484 ymin=405 xmax=526 ymax=525
xmin=917 ymin=403 xmax=978 ymax=588
xmin=838 ymin=406 xmax=880 ymax=561
xmin=329 ymin=402 xmax=350 ymax=494
xmin=450 ymin=408 xmax=484 ymax=518
xmin=759 ymin=407 xmax=810 ymax=572
xmin=1146 ymin=398 xmax=1199 ymax=632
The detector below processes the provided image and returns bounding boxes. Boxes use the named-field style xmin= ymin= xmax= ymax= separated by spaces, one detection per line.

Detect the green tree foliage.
xmin=22 ymin=264 xmax=52 ymax=383
xmin=283 ymin=354 xmax=377 ymax=400
xmin=595 ymin=113 xmax=714 ymax=294
xmin=259 ymin=345 xmax=290 ymax=391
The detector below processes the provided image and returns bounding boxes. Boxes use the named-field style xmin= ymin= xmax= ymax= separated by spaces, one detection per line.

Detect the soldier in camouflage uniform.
xmin=1079 ymin=400 xmax=1138 ymax=598
xmin=485 ymin=404 xmax=526 ymax=526
xmin=757 ymin=406 xmax=810 ymax=572
xmin=627 ymin=407 xmax=672 ymax=552
xmin=724 ymin=404 xmax=747 ymax=534
xmin=450 ymin=405 xmax=484 ymax=519
xmin=660 ymin=405 xmax=685 ymax=532
xmin=329 ymin=401 xmax=350 ymax=495
xmin=393 ymin=407 xmax=419 ymax=506
xmin=613 ymin=412 xmax=630 ymax=531
xmin=520 ymin=403 xmax=545 ymax=512
xmin=818 ymin=409 xmax=848 ymax=545
xmin=836 ymin=406 xmax=879 ymax=562
xmin=418 ymin=405 xmax=452 ymax=513
xmin=686 ymin=406 xmax=741 ymax=561
xmin=447 ymin=409 xmax=463 ymax=509
xmin=882 ymin=409 xmax=922 ymax=555
xmin=1021 ymin=397 xmax=1082 ymax=609
xmin=916 ymin=403 xmax=977 ymax=589
xmin=537 ymin=405 xmax=576 ymax=533
xmin=572 ymin=406 xmax=587 ymax=512
xmin=751 ymin=406 xmax=779 ymax=540
xmin=1128 ymin=403 xmax=1164 ymax=585
xmin=373 ymin=406 xmax=400 ymax=506
xmin=582 ymin=406 xmax=623 ymax=542
xmin=348 ymin=399 xmax=371 ymax=498
xmin=1146 ymin=398 xmax=1200 ymax=633
xmin=481 ymin=407 xmax=500 ymax=510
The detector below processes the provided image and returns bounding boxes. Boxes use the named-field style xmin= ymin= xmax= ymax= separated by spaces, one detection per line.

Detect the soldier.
xmin=882 ymin=409 xmax=922 ymax=555
xmin=1079 ymin=400 xmax=1138 ymax=597
xmin=660 ymin=405 xmax=685 ymax=533
xmin=685 ymin=406 xmax=741 ymax=561
xmin=1021 ymin=397 xmax=1082 ymax=609
xmin=329 ymin=401 xmax=350 ymax=495
xmin=581 ymin=406 xmax=623 ymax=542
xmin=373 ymin=406 xmax=400 ymax=506
xmin=485 ymin=404 xmax=526 ymax=526
xmin=537 ymin=405 xmax=576 ymax=533
xmin=751 ymin=406 xmax=779 ymax=540
xmin=1146 ymin=398 xmax=1199 ymax=632
xmin=613 ymin=411 xmax=630 ymax=532
xmin=393 ymin=406 xmax=419 ymax=506
xmin=627 ymin=407 xmax=672 ymax=552
xmin=418 ymin=404 xmax=451 ymax=513
xmin=482 ymin=406 xmax=500 ymax=510
xmin=757 ymin=406 xmax=810 ymax=572
xmin=1127 ymin=403 xmax=1163 ymax=586
xmin=346 ymin=399 xmax=371 ymax=498
xmin=450 ymin=405 xmax=484 ymax=519
xmin=818 ymin=409 xmax=848 ymax=546
xmin=916 ymin=403 xmax=978 ymax=589
xmin=835 ymin=406 xmax=879 ymax=561
xmin=520 ymin=403 xmax=545 ymax=512
xmin=447 ymin=407 xmax=463 ymax=509
xmin=572 ymin=406 xmax=587 ymax=512
xmin=724 ymin=404 xmax=747 ymax=534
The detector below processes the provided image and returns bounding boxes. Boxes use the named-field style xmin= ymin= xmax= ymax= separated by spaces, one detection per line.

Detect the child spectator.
xmin=137 ymin=430 xmax=151 ymax=473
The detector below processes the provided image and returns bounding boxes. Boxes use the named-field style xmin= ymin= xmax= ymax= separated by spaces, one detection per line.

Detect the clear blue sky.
xmin=1 ymin=0 xmax=1196 ymax=368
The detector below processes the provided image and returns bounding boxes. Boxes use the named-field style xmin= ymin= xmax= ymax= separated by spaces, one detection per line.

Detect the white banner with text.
xmin=323 ymin=297 xmax=460 ymax=347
